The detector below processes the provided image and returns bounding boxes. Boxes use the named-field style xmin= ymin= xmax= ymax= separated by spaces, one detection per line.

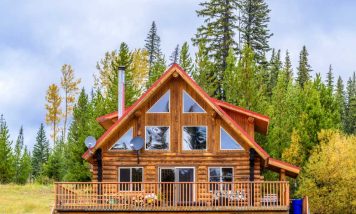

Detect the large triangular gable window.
xmin=220 ymin=127 xmax=243 ymax=150
xmin=147 ymin=90 xmax=170 ymax=113
xmin=110 ymin=128 xmax=133 ymax=150
xmin=183 ymin=90 xmax=205 ymax=113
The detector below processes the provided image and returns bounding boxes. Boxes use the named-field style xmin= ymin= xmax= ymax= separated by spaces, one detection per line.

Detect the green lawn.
xmin=0 ymin=184 xmax=54 ymax=214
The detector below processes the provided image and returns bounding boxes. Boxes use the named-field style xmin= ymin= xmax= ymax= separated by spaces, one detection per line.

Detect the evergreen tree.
xmin=18 ymin=146 xmax=31 ymax=184
xmin=234 ymin=45 xmax=265 ymax=111
xmin=179 ymin=42 xmax=193 ymax=74
xmin=43 ymin=140 xmax=65 ymax=181
xmin=145 ymin=21 xmax=162 ymax=77
xmin=147 ymin=54 xmax=166 ymax=88
xmin=296 ymin=46 xmax=312 ymax=88
xmin=223 ymin=48 xmax=238 ymax=104
xmin=335 ymin=76 xmax=346 ymax=131
xmin=13 ymin=126 xmax=24 ymax=183
xmin=268 ymin=49 xmax=282 ymax=97
xmin=283 ymin=50 xmax=293 ymax=84
xmin=326 ymin=64 xmax=334 ymax=90
xmin=345 ymin=72 xmax=356 ymax=134
xmin=95 ymin=43 xmax=140 ymax=110
xmin=170 ymin=44 xmax=179 ymax=65
xmin=193 ymin=0 xmax=240 ymax=99
xmin=60 ymin=64 xmax=81 ymax=142
xmin=32 ymin=123 xmax=50 ymax=178
xmin=192 ymin=40 xmax=217 ymax=96
xmin=0 ymin=115 xmax=14 ymax=183
xmin=63 ymin=89 xmax=91 ymax=181
xmin=239 ymin=0 xmax=272 ymax=62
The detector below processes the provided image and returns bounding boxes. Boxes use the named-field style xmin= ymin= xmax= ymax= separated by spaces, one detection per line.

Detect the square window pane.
xmin=146 ymin=127 xmax=169 ymax=150
xmin=183 ymin=126 xmax=207 ymax=150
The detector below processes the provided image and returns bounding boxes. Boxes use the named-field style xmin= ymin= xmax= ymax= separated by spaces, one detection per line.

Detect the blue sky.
xmin=0 ymin=0 xmax=355 ymax=150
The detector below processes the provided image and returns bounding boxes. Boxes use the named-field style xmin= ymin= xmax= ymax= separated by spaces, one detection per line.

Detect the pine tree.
xmin=18 ymin=146 xmax=31 ymax=184
xmin=63 ymin=89 xmax=91 ymax=181
xmin=296 ymin=46 xmax=312 ymax=88
xmin=283 ymin=50 xmax=293 ymax=84
xmin=179 ymin=42 xmax=193 ymax=74
xmin=239 ymin=0 xmax=273 ymax=62
xmin=43 ymin=140 xmax=65 ymax=181
xmin=14 ymin=126 xmax=24 ymax=183
xmin=335 ymin=76 xmax=346 ymax=131
xmin=0 ymin=115 xmax=14 ymax=183
xmin=235 ymin=45 xmax=265 ymax=110
xmin=223 ymin=48 xmax=238 ymax=104
xmin=60 ymin=64 xmax=81 ymax=142
xmin=345 ymin=72 xmax=356 ymax=134
xmin=32 ymin=123 xmax=50 ymax=178
xmin=192 ymin=40 xmax=217 ymax=96
xmin=95 ymin=43 xmax=140 ymax=110
xmin=326 ymin=64 xmax=334 ymax=90
xmin=145 ymin=21 xmax=162 ymax=77
xmin=147 ymin=55 xmax=166 ymax=87
xmin=193 ymin=0 xmax=240 ymax=99
xmin=170 ymin=44 xmax=179 ymax=65
xmin=45 ymin=84 xmax=62 ymax=144
xmin=268 ymin=49 xmax=282 ymax=97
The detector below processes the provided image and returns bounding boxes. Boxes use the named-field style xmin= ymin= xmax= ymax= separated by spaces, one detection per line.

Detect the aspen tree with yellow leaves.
xmin=45 ymin=84 xmax=62 ymax=144
xmin=131 ymin=49 xmax=149 ymax=94
xmin=60 ymin=64 xmax=81 ymax=141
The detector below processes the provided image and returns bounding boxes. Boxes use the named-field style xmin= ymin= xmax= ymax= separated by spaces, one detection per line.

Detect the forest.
xmin=0 ymin=0 xmax=355 ymax=213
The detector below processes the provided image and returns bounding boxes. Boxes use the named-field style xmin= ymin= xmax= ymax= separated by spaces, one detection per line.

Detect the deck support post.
xmin=249 ymin=148 xmax=255 ymax=206
xmin=96 ymin=149 xmax=103 ymax=203
xmin=279 ymin=169 xmax=286 ymax=181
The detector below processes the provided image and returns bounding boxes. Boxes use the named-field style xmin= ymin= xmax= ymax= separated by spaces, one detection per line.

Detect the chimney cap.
xmin=118 ymin=66 xmax=125 ymax=71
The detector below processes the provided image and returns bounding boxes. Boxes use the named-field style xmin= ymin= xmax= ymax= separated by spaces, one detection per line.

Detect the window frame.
xmin=182 ymin=125 xmax=208 ymax=151
xmin=220 ymin=127 xmax=244 ymax=151
xmin=118 ymin=167 xmax=144 ymax=192
xmin=145 ymin=126 xmax=170 ymax=151
xmin=182 ymin=90 xmax=206 ymax=114
xmin=146 ymin=90 xmax=170 ymax=113
xmin=109 ymin=127 xmax=134 ymax=151
xmin=208 ymin=167 xmax=234 ymax=191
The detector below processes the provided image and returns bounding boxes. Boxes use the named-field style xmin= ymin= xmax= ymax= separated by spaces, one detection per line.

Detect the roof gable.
xmin=84 ymin=64 xmax=269 ymax=160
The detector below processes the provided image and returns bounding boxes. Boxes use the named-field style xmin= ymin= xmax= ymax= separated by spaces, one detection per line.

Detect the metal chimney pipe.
xmin=118 ymin=66 xmax=125 ymax=118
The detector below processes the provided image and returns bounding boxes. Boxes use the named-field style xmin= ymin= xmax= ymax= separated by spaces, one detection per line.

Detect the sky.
xmin=0 ymin=0 xmax=355 ymax=151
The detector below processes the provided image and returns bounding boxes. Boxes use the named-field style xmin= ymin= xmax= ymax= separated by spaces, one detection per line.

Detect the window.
xmin=110 ymin=128 xmax=133 ymax=150
xmin=209 ymin=167 xmax=233 ymax=191
xmin=182 ymin=126 xmax=207 ymax=150
xmin=147 ymin=90 xmax=170 ymax=113
xmin=145 ymin=126 xmax=170 ymax=150
xmin=220 ymin=127 xmax=243 ymax=150
xmin=119 ymin=167 xmax=143 ymax=191
xmin=183 ymin=90 xmax=205 ymax=113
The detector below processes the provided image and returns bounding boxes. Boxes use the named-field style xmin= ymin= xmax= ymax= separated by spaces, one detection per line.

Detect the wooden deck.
xmin=54 ymin=181 xmax=289 ymax=212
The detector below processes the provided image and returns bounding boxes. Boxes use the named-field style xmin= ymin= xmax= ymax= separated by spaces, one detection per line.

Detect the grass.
xmin=0 ymin=184 xmax=54 ymax=214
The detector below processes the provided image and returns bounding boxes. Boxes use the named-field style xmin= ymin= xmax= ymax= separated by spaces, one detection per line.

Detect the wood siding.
xmin=91 ymin=76 xmax=261 ymax=183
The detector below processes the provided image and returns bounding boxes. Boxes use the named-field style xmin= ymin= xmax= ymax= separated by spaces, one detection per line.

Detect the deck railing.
xmin=55 ymin=181 xmax=289 ymax=211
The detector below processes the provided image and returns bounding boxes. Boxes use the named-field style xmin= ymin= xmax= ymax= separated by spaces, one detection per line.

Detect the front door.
xmin=159 ymin=167 xmax=195 ymax=205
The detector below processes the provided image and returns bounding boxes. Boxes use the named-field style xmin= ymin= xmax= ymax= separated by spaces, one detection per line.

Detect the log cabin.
xmin=54 ymin=64 xmax=301 ymax=214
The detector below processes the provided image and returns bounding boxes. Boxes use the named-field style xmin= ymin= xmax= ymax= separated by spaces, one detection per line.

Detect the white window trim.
xmin=220 ymin=127 xmax=244 ymax=151
xmin=208 ymin=167 xmax=234 ymax=191
xmin=118 ymin=167 xmax=144 ymax=192
xmin=182 ymin=125 xmax=208 ymax=151
xmin=147 ymin=90 xmax=170 ymax=113
xmin=144 ymin=126 xmax=170 ymax=151
xmin=109 ymin=127 xmax=133 ymax=151
xmin=182 ymin=90 xmax=206 ymax=113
